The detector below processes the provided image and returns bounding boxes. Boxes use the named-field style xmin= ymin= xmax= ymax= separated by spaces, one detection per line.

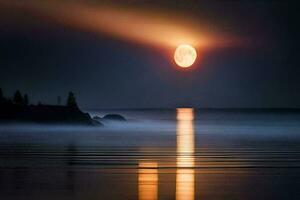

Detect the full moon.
xmin=174 ymin=44 xmax=197 ymax=68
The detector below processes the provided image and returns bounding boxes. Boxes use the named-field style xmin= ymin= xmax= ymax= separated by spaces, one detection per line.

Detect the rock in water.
xmin=103 ymin=114 xmax=126 ymax=121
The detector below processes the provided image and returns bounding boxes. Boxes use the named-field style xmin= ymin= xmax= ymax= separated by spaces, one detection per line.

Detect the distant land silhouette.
xmin=0 ymin=88 xmax=100 ymax=126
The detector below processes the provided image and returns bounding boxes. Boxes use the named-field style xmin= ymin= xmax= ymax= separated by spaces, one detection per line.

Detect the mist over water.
xmin=0 ymin=109 xmax=300 ymax=199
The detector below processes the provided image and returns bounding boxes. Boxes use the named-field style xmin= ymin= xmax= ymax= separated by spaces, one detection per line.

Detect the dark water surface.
xmin=0 ymin=109 xmax=300 ymax=200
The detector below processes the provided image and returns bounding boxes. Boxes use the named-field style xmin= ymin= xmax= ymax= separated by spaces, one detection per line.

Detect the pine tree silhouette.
xmin=66 ymin=92 xmax=78 ymax=108
xmin=13 ymin=90 xmax=23 ymax=106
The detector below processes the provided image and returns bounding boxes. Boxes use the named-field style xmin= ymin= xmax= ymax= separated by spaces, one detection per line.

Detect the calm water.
xmin=0 ymin=108 xmax=300 ymax=200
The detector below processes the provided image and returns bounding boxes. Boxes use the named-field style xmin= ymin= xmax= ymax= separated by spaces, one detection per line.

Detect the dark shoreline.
xmin=0 ymin=104 xmax=100 ymax=126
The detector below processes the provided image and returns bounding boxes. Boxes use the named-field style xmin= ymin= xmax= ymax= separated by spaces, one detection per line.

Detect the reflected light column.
xmin=138 ymin=162 xmax=158 ymax=200
xmin=176 ymin=108 xmax=195 ymax=200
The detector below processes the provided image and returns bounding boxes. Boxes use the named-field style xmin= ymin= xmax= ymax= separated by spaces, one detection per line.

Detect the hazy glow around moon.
xmin=174 ymin=44 xmax=197 ymax=68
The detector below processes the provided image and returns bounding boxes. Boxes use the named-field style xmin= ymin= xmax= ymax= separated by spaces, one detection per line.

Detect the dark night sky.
xmin=0 ymin=0 xmax=299 ymax=109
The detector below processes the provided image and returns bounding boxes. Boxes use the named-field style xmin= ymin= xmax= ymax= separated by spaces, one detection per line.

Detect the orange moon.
xmin=174 ymin=44 xmax=197 ymax=68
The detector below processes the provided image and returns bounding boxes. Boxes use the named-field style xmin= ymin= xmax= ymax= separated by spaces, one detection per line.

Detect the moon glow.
xmin=174 ymin=44 xmax=197 ymax=68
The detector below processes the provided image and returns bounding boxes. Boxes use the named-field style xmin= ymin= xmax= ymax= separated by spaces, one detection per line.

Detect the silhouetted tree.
xmin=66 ymin=92 xmax=78 ymax=108
xmin=24 ymin=94 xmax=29 ymax=106
xmin=13 ymin=90 xmax=23 ymax=106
